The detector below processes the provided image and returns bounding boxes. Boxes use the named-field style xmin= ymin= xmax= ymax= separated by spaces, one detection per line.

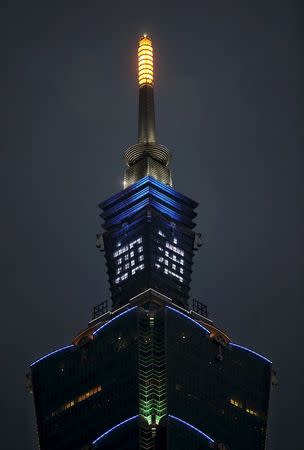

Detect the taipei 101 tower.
xmin=29 ymin=36 xmax=273 ymax=450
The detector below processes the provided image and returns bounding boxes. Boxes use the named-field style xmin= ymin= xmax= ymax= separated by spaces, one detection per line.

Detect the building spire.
xmin=123 ymin=35 xmax=172 ymax=189
xmin=137 ymin=35 xmax=156 ymax=144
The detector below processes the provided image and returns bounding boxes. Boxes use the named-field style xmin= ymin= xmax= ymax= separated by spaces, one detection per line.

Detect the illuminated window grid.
xmin=164 ymin=267 xmax=183 ymax=283
xmin=155 ymin=254 xmax=184 ymax=283
xmin=157 ymin=231 xmax=185 ymax=255
xmin=51 ymin=385 xmax=102 ymax=417
xmin=156 ymin=230 xmax=185 ymax=282
xmin=113 ymin=237 xmax=143 ymax=258
xmin=157 ymin=231 xmax=185 ymax=263
xmin=113 ymin=237 xmax=144 ymax=285
xmin=165 ymin=241 xmax=184 ymax=256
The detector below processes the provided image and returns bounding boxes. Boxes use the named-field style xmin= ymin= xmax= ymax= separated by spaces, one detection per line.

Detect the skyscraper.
xmin=29 ymin=35 xmax=273 ymax=450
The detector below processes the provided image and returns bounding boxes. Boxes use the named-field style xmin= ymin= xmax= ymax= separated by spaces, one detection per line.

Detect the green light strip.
xmin=139 ymin=309 xmax=167 ymax=430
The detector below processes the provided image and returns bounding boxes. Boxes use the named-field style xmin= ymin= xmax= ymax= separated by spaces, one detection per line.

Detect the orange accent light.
xmin=51 ymin=385 xmax=102 ymax=417
xmin=138 ymin=35 xmax=154 ymax=86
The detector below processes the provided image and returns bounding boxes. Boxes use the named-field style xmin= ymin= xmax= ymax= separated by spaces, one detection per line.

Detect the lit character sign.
xmin=112 ymin=237 xmax=144 ymax=285
xmin=155 ymin=230 xmax=184 ymax=283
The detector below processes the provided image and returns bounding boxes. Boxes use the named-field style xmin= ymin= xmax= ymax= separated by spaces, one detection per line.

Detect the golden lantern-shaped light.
xmin=138 ymin=35 xmax=154 ymax=87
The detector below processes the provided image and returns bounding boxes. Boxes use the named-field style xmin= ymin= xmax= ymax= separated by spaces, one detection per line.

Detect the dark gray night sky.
xmin=1 ymin=2 xmax=303 ymax=449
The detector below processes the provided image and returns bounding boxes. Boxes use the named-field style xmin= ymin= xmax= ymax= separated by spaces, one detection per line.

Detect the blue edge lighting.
xmin=101 ymin=176 xmax=197 ymax=229
xmin=30 ymin=345 xmax=74 ymax=367
xmin=30 ymin=305 xmax=271 ymax=367
xmin=166 ymin=305 xmax=271 ymax=365
xmin=169 ymin=415 xmax=215 ymax=444
xmin=30 ymin=307 xmax=137 ymax=367
xmin=30 ymin=304 xmax=271 ymax=368
xmin=91 ymin=414 xmax=214 ymax=447
xmin=229 ymin=342 xmax=272 ymax=365
xmin=166 ymin=305 xmax=210 ymax=334
xmin=93 ymin=306 xmax=137 ymax=336
xmin=92 ymin=415 xmax=139 ymax=446
xmin=101 ymin=176 xmax=197 ymax=209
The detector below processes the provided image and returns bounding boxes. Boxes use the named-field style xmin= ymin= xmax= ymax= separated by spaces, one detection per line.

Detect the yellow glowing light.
xmin=51 ymin=385 xmax=102 ymax=418
xmin=138 ymin=35 xmax=153 ymax=86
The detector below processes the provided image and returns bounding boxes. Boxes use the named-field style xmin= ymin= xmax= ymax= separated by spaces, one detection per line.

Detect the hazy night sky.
xmin=1 ymin=2 xmax=303 ymax=449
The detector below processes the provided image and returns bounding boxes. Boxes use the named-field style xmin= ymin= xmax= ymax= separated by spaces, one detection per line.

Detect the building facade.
xmin=29 ymin=35 xmax=273 ymax=450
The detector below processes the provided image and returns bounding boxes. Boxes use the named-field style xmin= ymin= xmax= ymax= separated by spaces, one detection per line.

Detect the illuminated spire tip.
xmin=138 ymin=35 xmax=153 ymax=87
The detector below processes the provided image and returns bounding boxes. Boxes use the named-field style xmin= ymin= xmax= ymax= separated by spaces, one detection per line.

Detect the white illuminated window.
xmin=158 ymin=257 xmax=164 ymax=263
xmin=115 ymin=246 xmax=126 ymax=256
xmin=164 ymin=268 xmax=183 ymax=283
xmin=138 ymin=246 xmax=143 ymax=253
xmin=121 ymin=273 xmax=128 ymax=281
xmin=165 ymin=242 xmax=184 ymax=257
xmin=180 ymin=268 xmax=184 ymax=274
xmin=165 ymin=260 xmax=169 ymax=266
xmin=117 ymin=242 xmax=121 ymax=247
xmin=131 ymin=259 xmax=135 ymax=267
xmin=131 ymin=263 xmax=145 ymax=275
xmin=173 ymin=237 xmax=177 ymax=244
xmin=117 ymin=267 xmax=122 ymax=274
xmin=158 ymin=246 xmax=163 ymax=252
xmin=165 ymin=251 xmax=169 ymax=257
xmin=118 ymin=258 xmax=122 ymax=265
xmin=119 ymin=245 xmax=128 ymax=255
xmin=172 ymin=264 xmax=176 ymax=270
xmin=155 ymin=263 xmax=160 ymax=269
xmin=158 ymin=230 xmax=165 ymax=238
xmin=130 ymin=251 xmax=134 ymax=257
xmin=125 ymin=263 xmax=129 ymax=270
xmin=139 ymin=255 xmax=144 ymax=262
xmin=124 ymin=254 xmax=129 ymax=261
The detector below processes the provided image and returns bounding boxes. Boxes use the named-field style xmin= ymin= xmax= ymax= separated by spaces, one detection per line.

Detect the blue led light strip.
xmin=169 ymin=415 xmax=215 ymax=444
xmin=150 ymin=198 xmax=185 ymax=223
xmin=100 ymin=176 xmax=196 ymax=209
xmin=102 ymin=186 xmax=151 ymax=217
xmin=108 ymin=198 xmax=149 ymax=225
xmin=229 ymin=343 xmax=272 ymax=365
xmin=30 ymin=345 xmax=74 ymax=367
xmin=93 ymin=306 xmax=137 ymax=336
xmin=103 ymin=185 xmax=194 ymax=219
xmin=166 ymin=306 xmax=210 ymax=335
xmin=150 ymin=187 xmax=194 ymax=214
xmin=104 ymin=197 xmax=187 ymax=228
xmin=148 ymin=176 xmax=197 ymax=206
xmin=92 ymin=415 xmax=139 ymax=446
